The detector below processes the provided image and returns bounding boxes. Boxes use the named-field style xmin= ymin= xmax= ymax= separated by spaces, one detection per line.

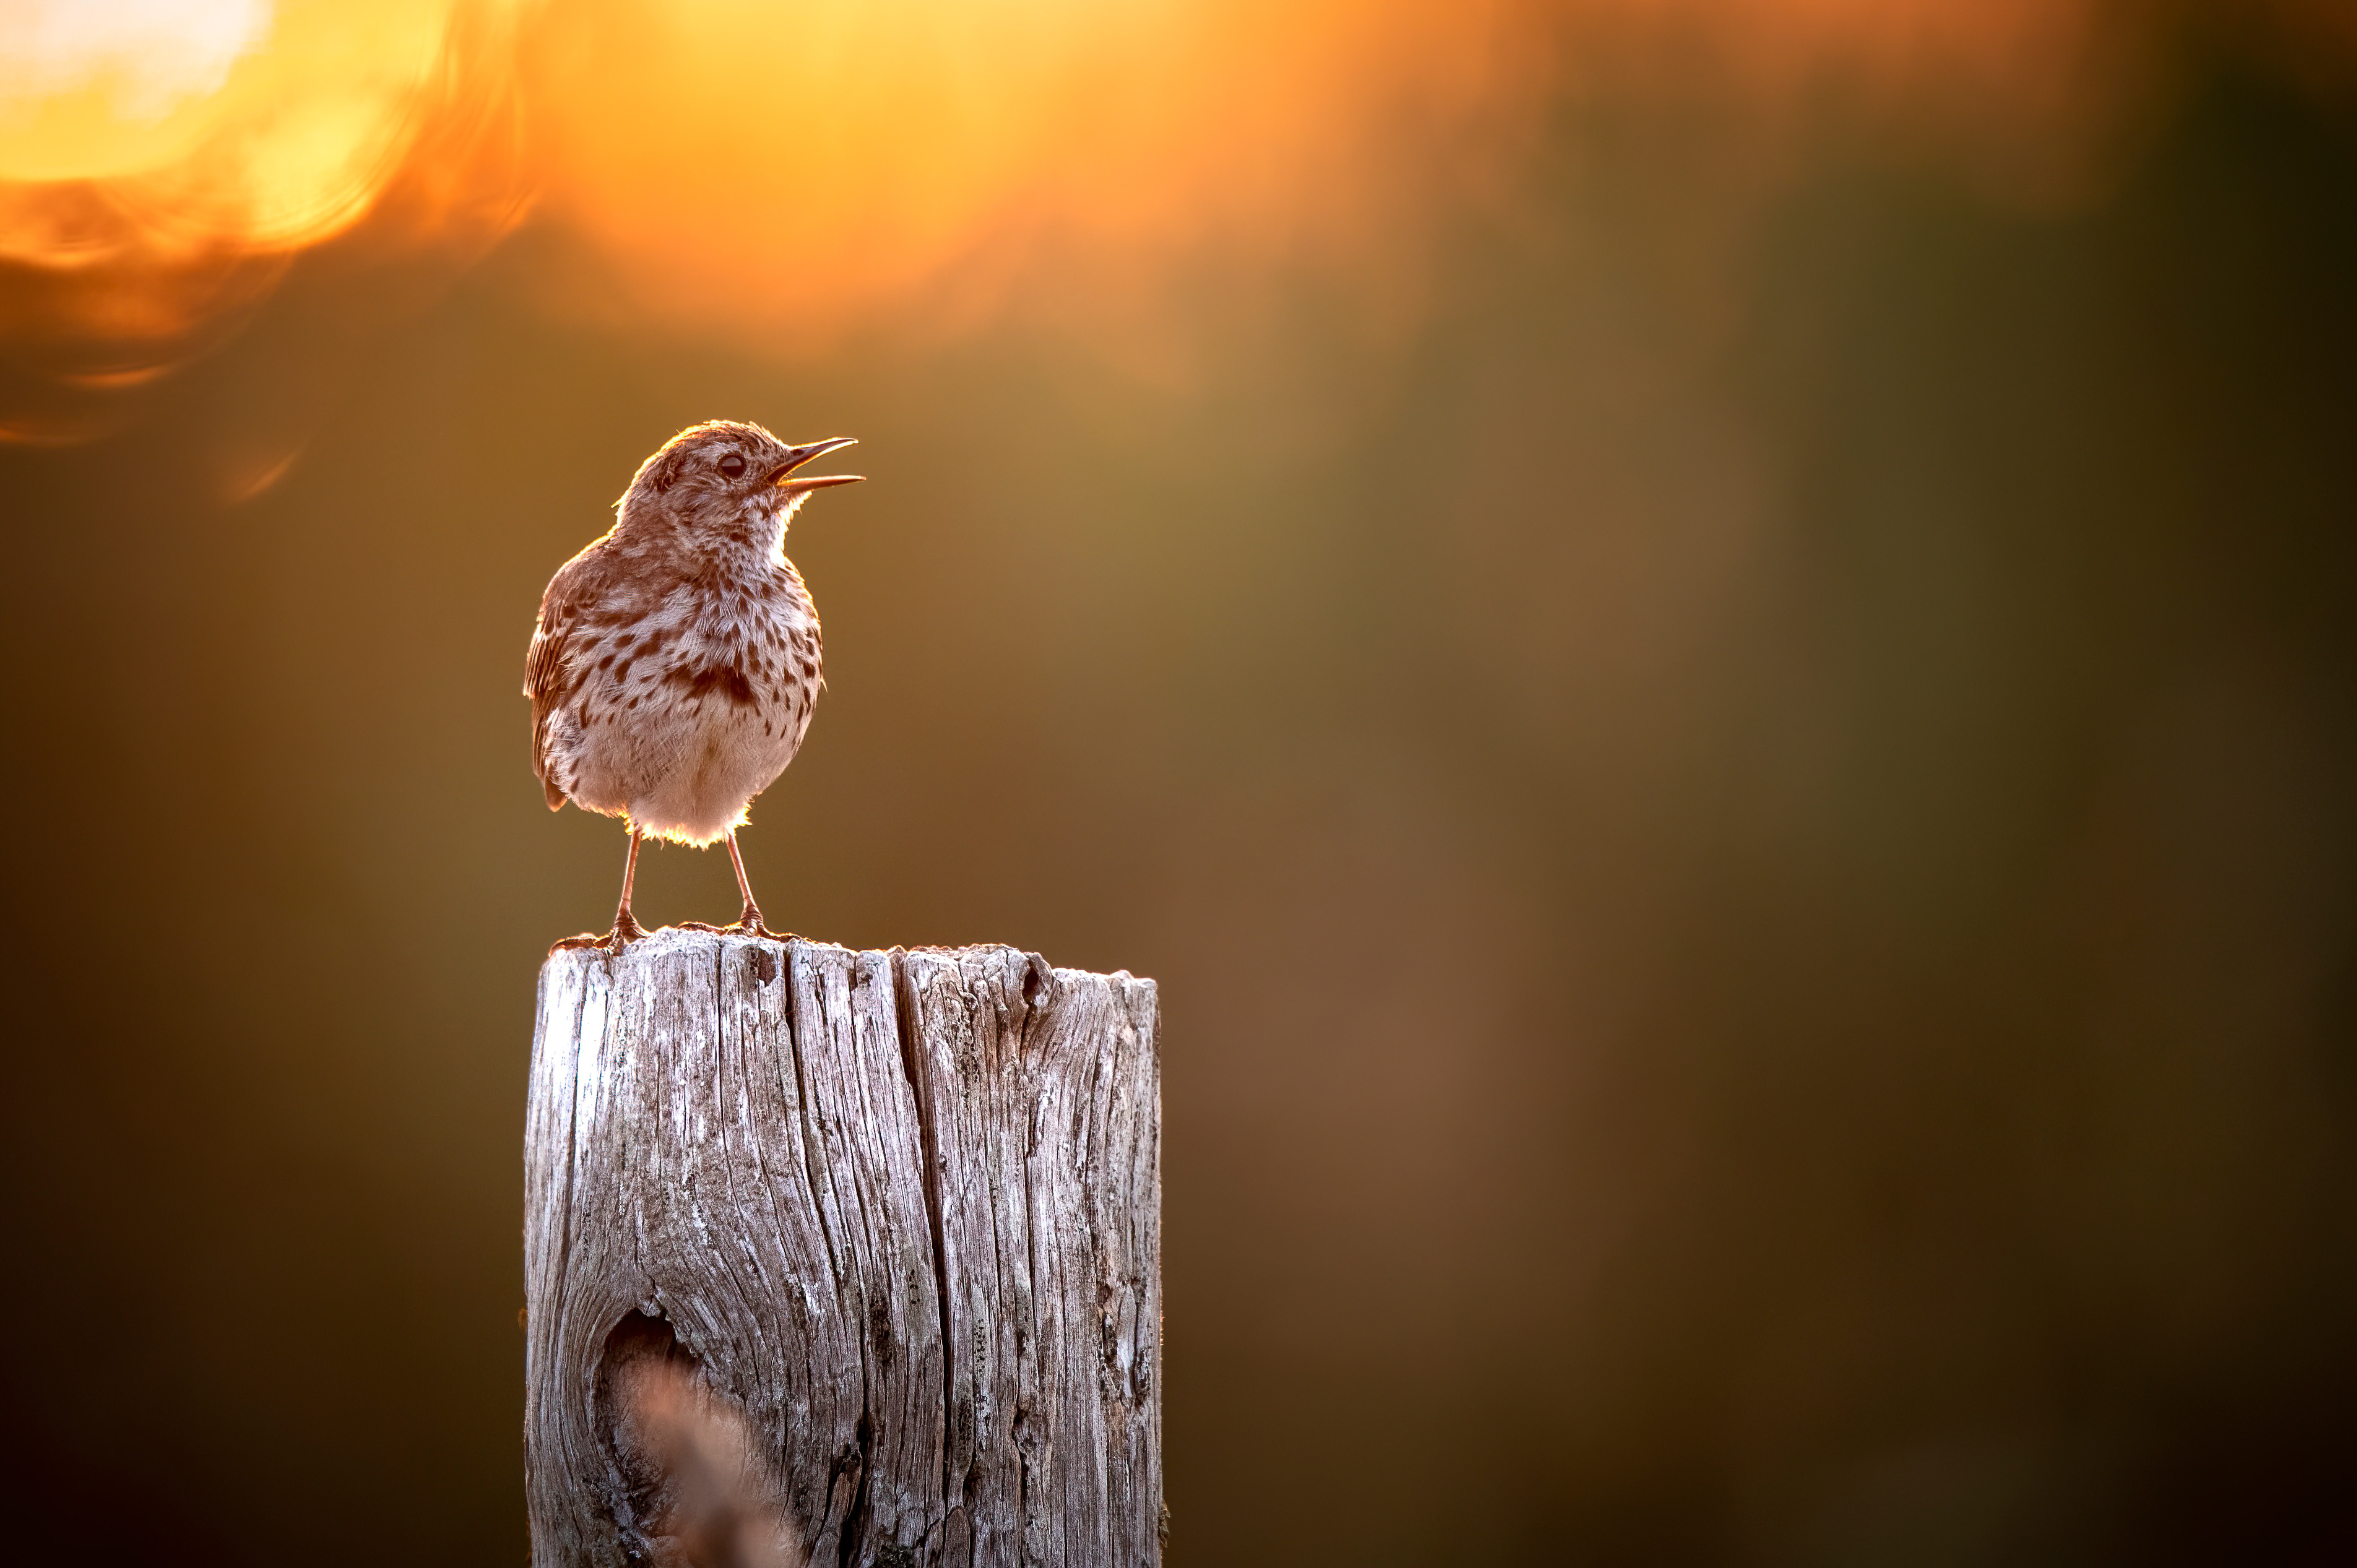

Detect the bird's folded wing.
xmin=525 ymin=551 xmax=603 ymax=806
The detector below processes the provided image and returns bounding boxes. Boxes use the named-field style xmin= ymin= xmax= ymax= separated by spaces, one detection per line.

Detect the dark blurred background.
xmin=3 ymin=3 xmax=2355 ymax=1563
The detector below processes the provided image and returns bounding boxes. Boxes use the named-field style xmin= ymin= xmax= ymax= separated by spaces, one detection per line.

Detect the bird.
xmin=525 ymin=420 xmax=863 ymax=950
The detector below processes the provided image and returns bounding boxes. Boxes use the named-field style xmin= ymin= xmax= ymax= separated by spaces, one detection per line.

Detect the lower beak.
xmin=767 ymin=436 xmax=865 ymax=494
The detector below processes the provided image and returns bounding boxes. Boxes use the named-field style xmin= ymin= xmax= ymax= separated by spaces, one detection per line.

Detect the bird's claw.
xmin=677 ymin=915 xmax=790 ymax=941
xmin=549 ymin=914 xmax=647 ymax=955
xmin=678 ymin=905 xmax=797 ymax=943
xmin=729 ymin=907 xmax=791 ymax=942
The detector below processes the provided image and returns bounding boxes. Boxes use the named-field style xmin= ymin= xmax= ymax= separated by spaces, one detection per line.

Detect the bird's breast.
xmin=665 ymin=570 xmax=820 ymax=714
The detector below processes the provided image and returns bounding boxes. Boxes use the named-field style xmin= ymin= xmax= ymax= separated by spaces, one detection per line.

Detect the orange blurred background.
xmin=4 ymin=2 xmax=2356 ymax=1564
xmin=9 ymin=0 xmax=2348 ymax=397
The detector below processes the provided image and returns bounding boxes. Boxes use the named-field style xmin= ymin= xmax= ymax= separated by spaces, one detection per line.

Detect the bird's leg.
xmin=678 ymin=830 xmax=789 ymax=939
xmin=724 ymin=830 xmax=789 ymax=941
xmin=551 ymin=829 xmax=647 ymax=952
xmin=612 ymin=830 xmax=649 ymax=943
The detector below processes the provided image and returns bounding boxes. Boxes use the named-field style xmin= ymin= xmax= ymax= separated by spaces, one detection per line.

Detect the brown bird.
xmin=526 ymin=421 xmax=863 ymax=949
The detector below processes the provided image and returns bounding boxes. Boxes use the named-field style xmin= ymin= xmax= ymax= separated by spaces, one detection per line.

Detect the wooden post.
xmin=523 ymin=931 xmax=1163 ymax=1568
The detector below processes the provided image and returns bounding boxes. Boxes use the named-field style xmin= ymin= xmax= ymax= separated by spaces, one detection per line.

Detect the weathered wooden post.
xmin=523 ymin=930 xmax=1162 ymax=1567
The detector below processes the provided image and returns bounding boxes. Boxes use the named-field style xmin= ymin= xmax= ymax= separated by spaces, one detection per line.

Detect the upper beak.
xmin=766 ymin=436 xmax=865 ymax=494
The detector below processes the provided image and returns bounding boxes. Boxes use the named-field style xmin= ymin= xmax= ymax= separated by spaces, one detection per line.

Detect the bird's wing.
xmin=525 ymin=545 xmax=607 ymax=809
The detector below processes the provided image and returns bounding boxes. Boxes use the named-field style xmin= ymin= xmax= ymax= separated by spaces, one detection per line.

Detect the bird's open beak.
xmin=767 ymin=437 xmax=865 ymax=494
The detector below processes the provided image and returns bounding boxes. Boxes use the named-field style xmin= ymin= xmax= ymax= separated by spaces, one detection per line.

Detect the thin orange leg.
xmin=553 ymin=829 xmax=647 ymax=953
xmin=678 ymin=829 xmax=787 ymax=940
xmin=725 ymin=830 xmax=785 ymax=939
xmin=613 ymin=830 xmax=647 ymax=942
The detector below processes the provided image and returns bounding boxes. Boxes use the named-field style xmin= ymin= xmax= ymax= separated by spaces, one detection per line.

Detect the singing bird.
xmin=525 ymin=421 xmax=864 ymax=949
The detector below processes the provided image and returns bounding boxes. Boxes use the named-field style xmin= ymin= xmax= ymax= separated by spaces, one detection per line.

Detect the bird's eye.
xmin=718 ymin=454 xmax=747 ymax=479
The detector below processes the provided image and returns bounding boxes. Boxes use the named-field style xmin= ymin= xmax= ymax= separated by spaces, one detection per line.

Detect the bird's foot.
xmin=727 ymin=904 xmax=792 ymax=942
xmin=548 ymin=912 xmax=647 ymax=955
xmin=677 ymin=910 xmax=789 ymax=941
xmin=679 ymin=919 xmax=789 ymax=941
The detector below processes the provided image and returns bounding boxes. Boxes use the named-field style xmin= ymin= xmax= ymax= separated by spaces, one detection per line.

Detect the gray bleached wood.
xmin=524 ymin=929 xmax=1162 ymax=1568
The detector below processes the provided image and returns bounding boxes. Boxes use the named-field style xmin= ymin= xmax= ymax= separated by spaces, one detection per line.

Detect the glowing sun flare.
xmin=1 ymin=0 xmax=2355 ymax=369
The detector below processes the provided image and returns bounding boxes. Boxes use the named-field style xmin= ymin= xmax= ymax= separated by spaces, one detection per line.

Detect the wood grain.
xmin=524 ymin=931 xmax=1162 ymax=1568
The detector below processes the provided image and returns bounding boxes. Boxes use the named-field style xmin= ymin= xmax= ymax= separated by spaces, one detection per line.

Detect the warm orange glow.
xmin=518 ymin=0 xmax=1544 ymax=340
xmin=503 ymin=0 xmax=2280 ymax=346
xmin=0 ymin=0 xmax=519 ymax=250
xmin=0 ymin=0 xmax=525 ymax=441
xmin=2 ymin=0 xmax=2354 ymax=402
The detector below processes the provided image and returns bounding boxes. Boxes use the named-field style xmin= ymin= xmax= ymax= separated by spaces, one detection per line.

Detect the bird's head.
xmin=616 ymin=420 xmax=863 ymax=543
